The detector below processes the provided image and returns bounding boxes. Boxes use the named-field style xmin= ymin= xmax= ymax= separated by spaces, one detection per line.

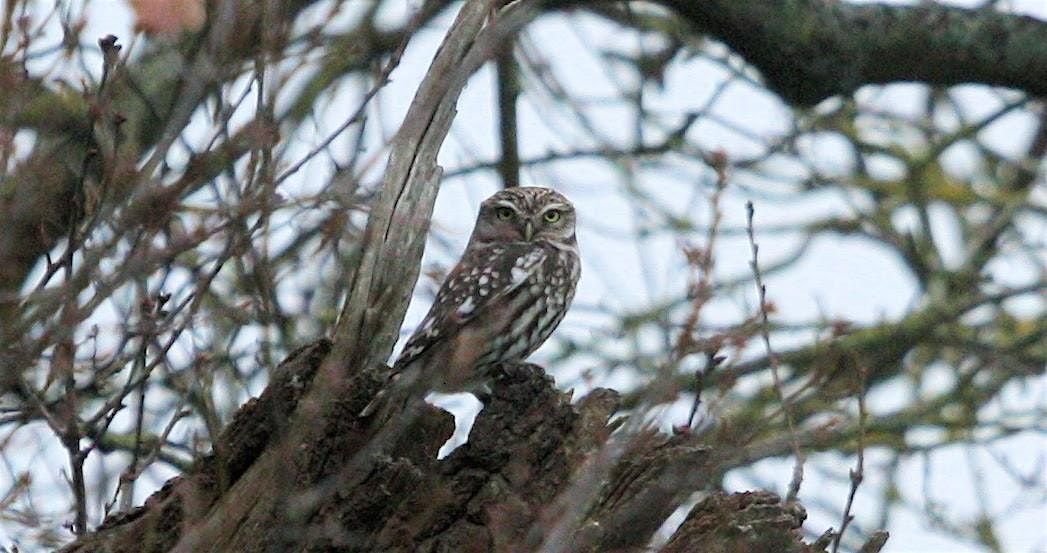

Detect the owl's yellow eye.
xmin=496 ymin=207 xmax=514 ymax=220
xmin=543 ymin=210 xmax=561 ymax=223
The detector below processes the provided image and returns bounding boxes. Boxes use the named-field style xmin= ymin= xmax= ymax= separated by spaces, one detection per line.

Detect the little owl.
xmin=363 ymin=186 xmax=580 ymax=414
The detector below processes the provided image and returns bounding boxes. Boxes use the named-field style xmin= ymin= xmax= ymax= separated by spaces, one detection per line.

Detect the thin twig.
xmin=496 ymin=45 xmax=520 ymax=188
xmin=832 ymin=363 xmax=869 ymax=553
xmin=746 ymin=200 xmax=806 ymax=502
xmin=64 ymin=443 xmax=89 ymax=535
xmin=678 ymin=152 xmax=729 ymax=428
xmin=117 ymin=290 xmax=168 ymax=512
xmin=275 ymin=1 xmax=429 ymax=187
xmin=107 ymin=403 xmax=190 ymax=517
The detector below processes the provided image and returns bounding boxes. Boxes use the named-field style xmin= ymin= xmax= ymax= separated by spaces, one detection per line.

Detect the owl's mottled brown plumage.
xmin=386 ymin=186 xmax=580 ymax=397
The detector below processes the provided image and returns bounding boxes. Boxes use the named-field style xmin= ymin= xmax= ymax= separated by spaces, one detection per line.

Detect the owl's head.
xmin=469 ymin=187 xmax=577 ymax=249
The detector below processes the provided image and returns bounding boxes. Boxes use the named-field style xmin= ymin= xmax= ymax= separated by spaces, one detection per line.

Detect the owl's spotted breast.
xmin=394 ymin=240 xmax=578 ymax=376
xmin=378 ymin=186 xmax=580 ymax=400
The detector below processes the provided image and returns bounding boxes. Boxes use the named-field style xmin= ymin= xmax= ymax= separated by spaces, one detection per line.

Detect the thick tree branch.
xmin=652 ymin=0 xmax=1047 ymax=106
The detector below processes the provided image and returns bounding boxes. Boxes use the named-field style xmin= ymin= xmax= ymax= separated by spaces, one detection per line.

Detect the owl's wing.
xmin=393 ymin=245 xmax=546 ymax=371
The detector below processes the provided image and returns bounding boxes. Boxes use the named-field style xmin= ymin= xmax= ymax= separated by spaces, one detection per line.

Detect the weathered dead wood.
xmin=662 ymin=490 xmax=818 ymax=553
xmin=55 ymin=342 xmax=606 ymax=551
xmin=573 ymin=431 xmax=712 ymax=552
xmin=60 ymin=339 xmax=837 ymax=553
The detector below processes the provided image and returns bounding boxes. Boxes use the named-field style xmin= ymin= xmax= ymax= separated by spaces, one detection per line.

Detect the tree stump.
xmin=61 ymin=339 xmax=838 ymax=552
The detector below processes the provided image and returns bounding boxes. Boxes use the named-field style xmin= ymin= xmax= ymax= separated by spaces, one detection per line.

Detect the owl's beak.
xmin=523 ymin=220 xmax=535 ymax=241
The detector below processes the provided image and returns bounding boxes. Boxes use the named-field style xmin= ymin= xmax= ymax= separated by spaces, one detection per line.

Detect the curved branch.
xmin=648 ymin=0 xmax=1047 ymax=106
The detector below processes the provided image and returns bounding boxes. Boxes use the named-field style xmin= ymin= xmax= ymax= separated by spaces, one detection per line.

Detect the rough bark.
xmin=662 ymin=491 xmax=816 ymax=553
xmin=60 ymin=339 xmax=851 ymax=553
xmin=654 ymin=0 xmax=1047 ymax=106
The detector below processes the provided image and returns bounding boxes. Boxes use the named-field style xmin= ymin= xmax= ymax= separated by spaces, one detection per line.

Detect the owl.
xmin=364 ymin=187 xmax=580 ymax=414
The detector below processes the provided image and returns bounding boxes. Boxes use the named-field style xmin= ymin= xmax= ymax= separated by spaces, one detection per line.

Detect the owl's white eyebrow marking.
xmin=538 ymin=202 xmax=571 ymax=214
xmin=493 ymin=200 xmax=523 ymax=213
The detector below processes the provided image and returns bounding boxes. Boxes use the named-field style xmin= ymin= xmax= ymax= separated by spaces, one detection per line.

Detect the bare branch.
xmin=746 ymin=201 xmax=806 ymax=502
